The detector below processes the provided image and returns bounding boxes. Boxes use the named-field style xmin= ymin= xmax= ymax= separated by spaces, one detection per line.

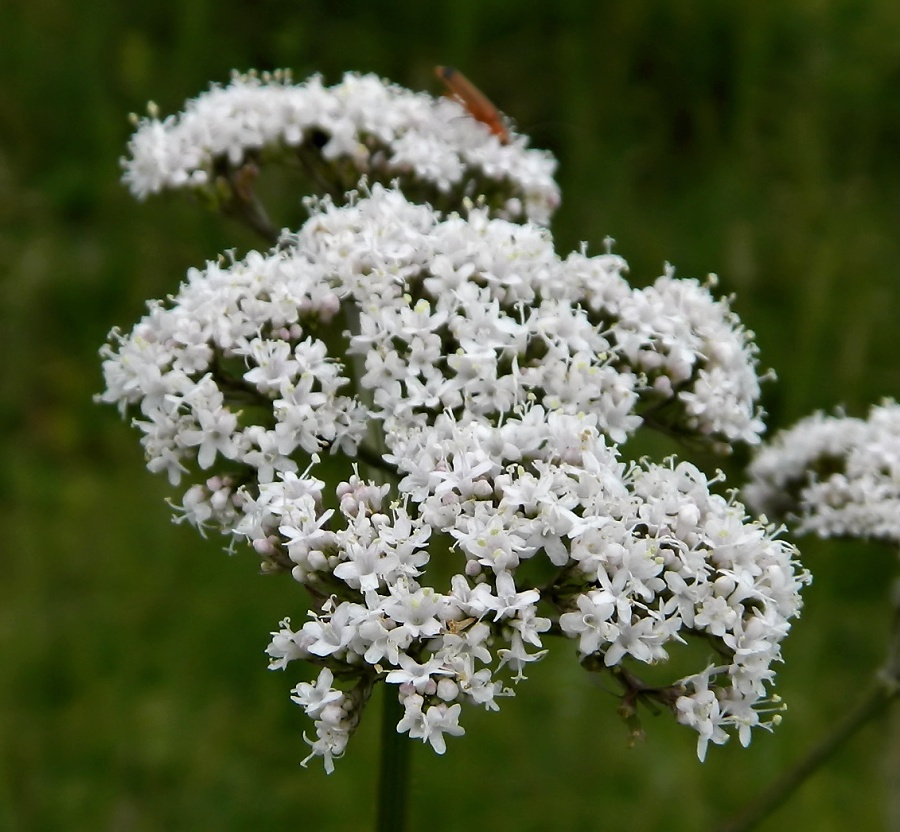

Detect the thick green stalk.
xmin=189 ymin=141 xmax=413 ymax=828
xmin=344 ymin=303 xmax=411 ymax=831
xmin=376 ymin=686 xmax=410 ymax=832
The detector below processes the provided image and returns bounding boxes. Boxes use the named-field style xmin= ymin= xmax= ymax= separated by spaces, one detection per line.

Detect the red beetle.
xmin=435 ymin=65 xmax=510 ymax=144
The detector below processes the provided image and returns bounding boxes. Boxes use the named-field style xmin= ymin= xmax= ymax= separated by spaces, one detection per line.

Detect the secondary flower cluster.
xmin=745 ymin=400 xmax=900 ymax=544
xmin=100 ymin=183 xmax=808 ymax=768
xmin=122 ymin=69 xmax=560 ymax=224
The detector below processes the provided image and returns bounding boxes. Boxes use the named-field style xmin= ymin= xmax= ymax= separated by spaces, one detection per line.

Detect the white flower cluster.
xmin=610 ymin=268 xmax=766 ymax=446
xmin=746 ymin=400 xmax=900 ymax=543
xmin=100 ymin=185 xmax=807 ymax=768
xmin=122 ymin=70 xmax=560 ymax=224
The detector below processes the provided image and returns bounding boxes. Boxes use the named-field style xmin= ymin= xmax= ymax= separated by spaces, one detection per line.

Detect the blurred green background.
xmin=3 ymin=1 xmax=900 ymax=829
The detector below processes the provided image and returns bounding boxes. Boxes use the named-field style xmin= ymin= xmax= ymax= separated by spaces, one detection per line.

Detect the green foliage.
xmin=2 ymin=1 xmax=899 ymax=829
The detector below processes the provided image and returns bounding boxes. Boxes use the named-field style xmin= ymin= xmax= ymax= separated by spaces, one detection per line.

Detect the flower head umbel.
xmin=122 ymin=70 xmax=560 ymax=225
xmin=99 ymin=181 xmax=808 ymax=769
xmin=746 ymin=399 xmax=900 ymax=544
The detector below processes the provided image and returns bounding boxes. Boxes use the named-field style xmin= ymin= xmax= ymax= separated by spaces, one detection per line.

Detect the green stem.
xmin=376 ymin=686 xmax=410 ymax=832
xmin=717 ymin=586 xmax=900 ymax=832
xmin=343 ymin=301 xmax=411 ymax=831
xmin=716 ymin=683 xmax=896 ymax=832
xmin=219 ymin=162 xmax=280 ymax=245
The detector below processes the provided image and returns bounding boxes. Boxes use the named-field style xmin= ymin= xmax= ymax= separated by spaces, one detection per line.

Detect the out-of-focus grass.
xmin=2 ymin=1 xmax=899 ymax=829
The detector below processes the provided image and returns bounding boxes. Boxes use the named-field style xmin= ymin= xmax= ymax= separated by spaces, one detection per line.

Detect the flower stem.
xmin=220 ymin=162 xmax=280 ymax=245
xmin=717 ymin=590 xmax=900 ymax=832
xmin=376 ymin=686 xmax=410 ymax=832
xmin=342 ymin=298 xmax=410 ymax=831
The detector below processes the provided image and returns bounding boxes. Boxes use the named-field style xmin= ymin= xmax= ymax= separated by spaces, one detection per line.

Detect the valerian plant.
xmin=100 ymin=70 xmax=810 ymax=791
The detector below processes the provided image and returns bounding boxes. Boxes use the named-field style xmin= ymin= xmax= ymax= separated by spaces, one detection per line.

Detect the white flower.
xmin=266 ymin=618 xmax=312 ymax=670
xmin=676 ymin=684 xmax=727 ymax=763
xmin=483 ymin=571 xmax=540 ymax=621
xmin=303 ymin=602 xmax=366 ymax=657
xmin=178 ymin=405 xmax=239 ymax=468
xmin=384 ymin=654 xmax=450 ymax=695
xmin=290 ymin=668 xmax=344 ymax=719
xmin=559 ymin=590 xmax=617 ymax=655
xmin=396 ymin=694 xmax=465 ymax=755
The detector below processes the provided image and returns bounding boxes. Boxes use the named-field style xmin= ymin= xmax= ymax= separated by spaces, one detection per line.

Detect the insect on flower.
xmin=435 ymin=65 xmax=510 ymax=144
